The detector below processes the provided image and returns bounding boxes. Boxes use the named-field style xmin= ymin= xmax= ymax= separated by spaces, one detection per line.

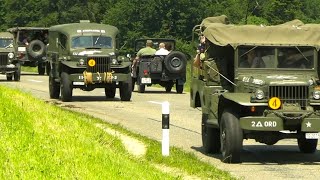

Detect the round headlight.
xmin=255 ymin=89 xmax=264 ymax=100
xmin=112 ymin=59 xmax=118 ymax=64
xmin=79 ymin=59 xmax=85 ymax=65
xmin=313 ymin=91 xmax=320 ymax=100
xmin=8 ymin=52 xmax=14 ymax=59
xmin=88 ymin=59 xmax=96 ymax=67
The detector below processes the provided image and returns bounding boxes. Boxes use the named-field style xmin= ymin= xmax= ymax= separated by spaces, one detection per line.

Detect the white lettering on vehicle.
xmin=251 ymin=121 xmax=277 ymax=127
xmin=79 ymin=75 xmax=84 ymax=80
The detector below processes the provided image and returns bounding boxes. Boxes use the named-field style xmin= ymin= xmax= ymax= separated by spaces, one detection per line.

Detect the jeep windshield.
xmin=238 ymin=46 xmax=314 ymax=69
xmin=71 ymin=36 xmax=112 ymax=49
xmin=0 ymin=38 xmax=13 ymax=48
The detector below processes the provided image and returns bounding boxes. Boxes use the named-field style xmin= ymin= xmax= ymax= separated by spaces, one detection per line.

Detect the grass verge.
xmin=21 ymin=66 xmax=37 ymax=73
xmin=0 ymin=85 xmax=234 ymax=179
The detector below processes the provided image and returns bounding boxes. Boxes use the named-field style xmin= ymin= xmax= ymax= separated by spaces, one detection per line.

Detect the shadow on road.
xmin=191 ymin=144 xmax=320 ymax=164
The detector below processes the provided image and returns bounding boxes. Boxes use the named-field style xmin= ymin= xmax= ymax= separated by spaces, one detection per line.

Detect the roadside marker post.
xmin=162 ymin=101 xmax=170 ymax=156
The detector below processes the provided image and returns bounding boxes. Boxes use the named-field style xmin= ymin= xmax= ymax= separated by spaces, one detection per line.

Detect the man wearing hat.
xmin=132 ymin=40 xmax=156 ymax=67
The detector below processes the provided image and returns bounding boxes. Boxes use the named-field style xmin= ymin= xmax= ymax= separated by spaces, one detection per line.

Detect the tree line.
xmin=1 ymin=0 xmax=320 ymax=58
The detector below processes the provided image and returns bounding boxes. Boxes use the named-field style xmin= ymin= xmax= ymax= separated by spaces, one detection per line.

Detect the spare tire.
xmin=164 ymin=51 xmax=187 ymax=74
xmin=28 ymin=40 xmax=46 ymax=58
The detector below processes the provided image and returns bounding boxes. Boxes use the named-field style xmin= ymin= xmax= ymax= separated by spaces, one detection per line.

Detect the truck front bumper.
xmin=69 ymin=71 xmax=131 ymax=86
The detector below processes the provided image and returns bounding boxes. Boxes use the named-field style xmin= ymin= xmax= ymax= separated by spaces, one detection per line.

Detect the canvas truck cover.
xmin=201 ymin=17 xmax=320 ymax=50
xmin=0 ymin=32 xmax=13 ymax=39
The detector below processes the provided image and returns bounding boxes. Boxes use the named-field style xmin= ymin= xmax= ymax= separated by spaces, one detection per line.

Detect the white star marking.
xmin=306 ymin=121 xmax=312 ymax=128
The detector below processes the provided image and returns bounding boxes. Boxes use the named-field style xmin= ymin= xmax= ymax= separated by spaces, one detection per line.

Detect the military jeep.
xmin=7 ymin=27 xmax=49 ymax=75
xmin=0 ymin=32 xmax=20 ymax=81
xmin=47 ymin=21 xmax=132 ymax=102
xmin=131 ymin=38 xmax=187 ymax=93
xmin=191 ymin=15 xmax=320 ymax=163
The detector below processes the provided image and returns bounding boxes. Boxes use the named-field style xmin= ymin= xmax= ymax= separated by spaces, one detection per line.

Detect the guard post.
xmin=162 ymin=101 xmax=170 ymax=156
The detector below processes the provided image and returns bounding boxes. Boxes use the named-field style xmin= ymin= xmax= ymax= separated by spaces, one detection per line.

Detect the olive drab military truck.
xmin=47 ymin=21 xmax=132 ymax=102
xmin=191 ymin=15 xmax=320 ymax=163
xmin=0 ymin=32 xmax=20 ymax=81
xmin=131 ymin=38 xmax=187 ymax=93
xmin=7 ymin=27 xmax=49 ymax=75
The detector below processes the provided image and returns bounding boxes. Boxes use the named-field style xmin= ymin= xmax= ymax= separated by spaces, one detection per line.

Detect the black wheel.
xmin=6 ymin=74 xmax=13 ymax=81
xmin=138 ymin=84 xmax=145 ymax=93
xmin=132 ymin=78 xmax=136 ymax=91
xmin=176 ymin=81 xmax=184 ymax=94
xmin=202 ymin=113 xmax=220 ymax=153
xmin=49 ymin=76 xmax=60 ymax=99
xmin=38 ymin=63 xmax=45 ymax=75
xmin=298 ymin=135 xmax=318 ymax=153
xmin=164 ymin=51 xmax=187 ymax=74
xmin=120 ymin=78 xmax=132 ymax=101
xmin=105 ymin=85 xmax=116 ymax=98
xmin=45 ymin=62 xmax=51 ymax=76
xmin=28 ymin=40 xmax=46 ymax=58
xmin=14 ymin=63 xmax=21 ymax=81
xmin=165 ymin=81 xmax=173 ymax=93
xmin=220 ymin=109 xmax=243 ymax=163
xmin=60 ymin=72 xmax=72 ymax=102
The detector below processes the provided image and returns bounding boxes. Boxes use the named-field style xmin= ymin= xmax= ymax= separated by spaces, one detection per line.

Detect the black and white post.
xmin=162 ymin=101 xmax=170 ymax=156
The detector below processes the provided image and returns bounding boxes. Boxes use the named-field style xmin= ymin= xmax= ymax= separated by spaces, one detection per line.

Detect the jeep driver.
xmin=0 ymin=32 xmax=20 ymax=81
xmin=191 ymin=15 xmax=320 ymax=163
xmin=47 ymin=21 xmax=132 ymax=102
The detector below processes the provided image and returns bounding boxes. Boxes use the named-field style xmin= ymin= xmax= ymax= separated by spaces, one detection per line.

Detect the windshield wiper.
xmin=94 ymin=34 xmax=102 ymax=45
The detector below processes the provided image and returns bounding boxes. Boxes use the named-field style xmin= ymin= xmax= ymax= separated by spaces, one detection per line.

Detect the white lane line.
xmin=28 ymin=79 xmax=43 ymax=83
xmin=148 ymin=101 xmax=164 ymax=105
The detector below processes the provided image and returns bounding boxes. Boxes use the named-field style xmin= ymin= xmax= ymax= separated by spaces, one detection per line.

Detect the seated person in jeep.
xmin=132 ymin=39 xmax=156 ymax=67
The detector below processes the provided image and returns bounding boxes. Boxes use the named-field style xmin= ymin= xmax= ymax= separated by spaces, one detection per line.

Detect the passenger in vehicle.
xmin=132 ymin=39 xmax=156 ymax=67
xmin=19 ymin=32 xmax=29 ymax=45
xmin=193 ymin=35 xmax=206 ymax=68
xmin=278 ymin=49 xmax=307 ymax=68
xmin=240 ymin=50 xmax=265 ymax=68
xmin=155 ymin=42 xmax=169 ymax=55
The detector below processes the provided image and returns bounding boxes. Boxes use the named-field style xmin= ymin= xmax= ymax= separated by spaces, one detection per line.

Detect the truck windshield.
xmin=238 ymin=46 xmax=314 ymax=69
xmin=0 ymin=38 xmax=13 ymax=48
xmin=72 ymin=36 xmax=112 ymax=48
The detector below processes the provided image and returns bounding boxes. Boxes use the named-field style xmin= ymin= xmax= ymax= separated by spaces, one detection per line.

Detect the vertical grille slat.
xmin=269 ymin=86 xmax=308 ymax=107
xmin=86 ymin=57 xmax=110 ymax=73
xmin=0 ymin=53 xmax=8 ymax=66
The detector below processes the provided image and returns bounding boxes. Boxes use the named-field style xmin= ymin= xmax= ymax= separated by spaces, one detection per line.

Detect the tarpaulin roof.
xmin=201 ymin=16 xmax=320 ymax=50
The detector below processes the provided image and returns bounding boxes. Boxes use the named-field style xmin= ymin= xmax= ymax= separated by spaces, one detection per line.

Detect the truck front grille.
xmin=269 ymin=85 xmax=309 ymax=107
xmin=86 ymin=57 xmax=110 ymax=73
xmin=0 ymin=53 xmax=8 ymax=66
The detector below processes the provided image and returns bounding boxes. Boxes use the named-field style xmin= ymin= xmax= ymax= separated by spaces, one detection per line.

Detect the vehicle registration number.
xmin=141 ymin=78 xmax=151 ymax=84
xmin=305 ymin=133 xmax=319 ymax=139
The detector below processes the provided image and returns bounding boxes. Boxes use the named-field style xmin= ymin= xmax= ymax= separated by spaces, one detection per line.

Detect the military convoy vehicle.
xmin=131 ymin=38 xmax=187 ymax=93
xmin=7 ymin=27 xmax=49 ymax=75
xmin=0 ymin=32 xmax=20 ymax=81
xmin=47 ymin=21 xmax=132 ymax=102
xmin=191 ymin=15 xmax=320 ymax=163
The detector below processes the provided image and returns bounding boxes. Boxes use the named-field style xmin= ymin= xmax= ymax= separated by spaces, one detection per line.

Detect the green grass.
xmin=0 ymin=85 xmax=234 ymax=179
xmin=21 ymin=66 xmax=37 ymax=73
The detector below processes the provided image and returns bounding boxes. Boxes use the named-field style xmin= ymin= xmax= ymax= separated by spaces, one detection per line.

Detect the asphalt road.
xmin=1 ymin=73 xmax=320 ymax=180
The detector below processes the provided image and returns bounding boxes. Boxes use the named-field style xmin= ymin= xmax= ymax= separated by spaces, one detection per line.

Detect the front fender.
xmin=60 ymin=61 xmax=82 ymax=68
xmin=221 ymin=92 xmax=267 ymax=106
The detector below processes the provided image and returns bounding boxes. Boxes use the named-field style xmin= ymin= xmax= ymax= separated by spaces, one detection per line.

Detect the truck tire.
xmin=164 ymin=51 xmax=187 ymax=74
xmin=38 ymin=63 xmax=45 ymax=75
xmin=120 ymin=78 xmax=132 ymax=101
xmin=220 ymin=109 xmax=243 ymax=163
xmin=176 ymin=81 xmax=184 ymax=94
xmin=60 ymin=72 xmax=72 ymax=102
xmin=138 ymin=84 xmax=145 ymax=93
xmin=202 ymin=113 xmax=220 ymax=153
xmin=298 ymin=136 xmax=318 ymax=153
xmin=49 ymin=76 xmax=60 ymax=99
xmin=132 ymin=78 xmax=136 ymax=91
xmin=105 ymin=85 xmax=116 ymax=98
xmin=6 ymin=74 xmax=13 ymax=81
xmin=28 ymin=40 xmax=46 ymax=58
xmin=14 ymin=63 xmax=21 ymax=81
xmin=45 ymin=62 xmax=51 ymax=76
xmin=165 ymin=81 xmax=174 ymax=93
